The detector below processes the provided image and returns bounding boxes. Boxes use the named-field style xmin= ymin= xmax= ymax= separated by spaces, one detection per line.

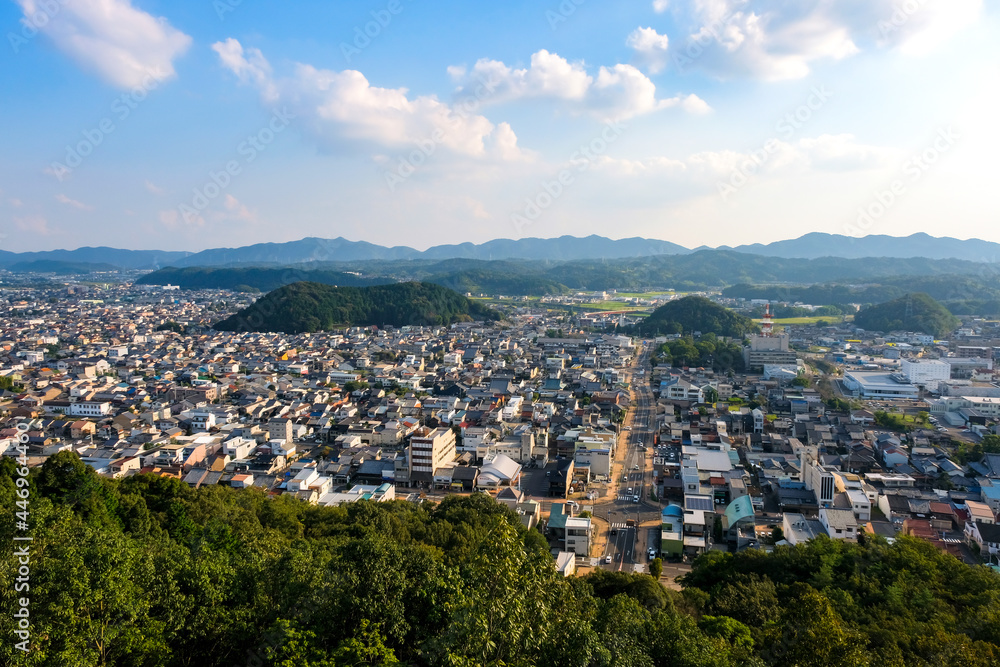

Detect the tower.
xmin=760 ymin=303 xmax=774 ymax=337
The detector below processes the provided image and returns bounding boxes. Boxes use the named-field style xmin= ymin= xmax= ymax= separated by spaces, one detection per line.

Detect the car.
xmin=604 ymin=555 xmax=612 ymax=564
xmin=633 ymin=495 xmax=639 ymax=503
xmin=633 ymin=464 xmax=640 ymax=470
xmin=627 ymin=488 xmax=633 ymax=494
xmin=611 ymin=529 xmax=617 ymax=536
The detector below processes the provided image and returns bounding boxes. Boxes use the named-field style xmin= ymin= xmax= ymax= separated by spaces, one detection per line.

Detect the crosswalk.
xmin=617 ymin=493 xmax=639 ymax=502
xmin=609 ymin=522 xmax=633 ymax=529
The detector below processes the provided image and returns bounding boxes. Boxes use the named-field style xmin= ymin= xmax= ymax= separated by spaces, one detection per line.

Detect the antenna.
xmin=761 ymin=303 xmax=774 ymax=337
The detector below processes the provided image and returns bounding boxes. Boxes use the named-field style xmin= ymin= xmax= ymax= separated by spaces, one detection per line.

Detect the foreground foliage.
xmin=2 ymin=453 xmax=999 ymax=666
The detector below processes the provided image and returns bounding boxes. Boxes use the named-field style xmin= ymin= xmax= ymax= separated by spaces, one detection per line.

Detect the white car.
xmin=604 ymin=555 xmax=612 ymax=564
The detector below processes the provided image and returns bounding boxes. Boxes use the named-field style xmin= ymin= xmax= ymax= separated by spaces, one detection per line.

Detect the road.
xmin=592 ymin=340 xmax=660 ymax=571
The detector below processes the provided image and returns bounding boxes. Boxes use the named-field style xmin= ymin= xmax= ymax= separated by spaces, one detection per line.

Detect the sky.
xmin=0 ymin=0 xmax=997 ymax=253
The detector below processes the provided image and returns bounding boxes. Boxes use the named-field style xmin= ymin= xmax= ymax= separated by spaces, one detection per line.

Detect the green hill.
xmin=853 ymin=292 xmax=960 ymax=337
xmin=639 ymin=296 xmax=757 ymax=337
xmin=214 ymin=281 xmax=500 ymax=333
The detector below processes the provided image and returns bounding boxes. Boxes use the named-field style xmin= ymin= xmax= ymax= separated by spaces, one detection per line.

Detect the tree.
xmin=649 ymin=558 xmax=663 ymax=580
xmin=981 ymin=435 xmax=1000 ymax=454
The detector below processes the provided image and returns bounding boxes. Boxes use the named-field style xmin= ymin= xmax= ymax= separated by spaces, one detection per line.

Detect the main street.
xmin=592 ymin=339 xmax=661 ymax=571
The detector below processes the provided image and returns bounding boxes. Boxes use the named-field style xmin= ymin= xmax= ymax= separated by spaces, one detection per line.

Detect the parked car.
xmin=604 ymin=555 xmax=612 ymax=564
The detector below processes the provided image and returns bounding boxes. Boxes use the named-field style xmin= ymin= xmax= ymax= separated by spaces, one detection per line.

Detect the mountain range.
xmin=3 ymin=233 xmax=1000 ymax=271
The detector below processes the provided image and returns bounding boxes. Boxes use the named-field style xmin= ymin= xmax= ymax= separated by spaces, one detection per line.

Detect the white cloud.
xmin=144 ymin=180 xmax=165 ymax=196
xmin=16 ymin=0 xmax=191 ymax=89
xmin=450 ymin=50 xmax=709 ymax=120
xmin=213 ymin=39 xmax=526 ymax=160
xmin=653 ymin=0 xmax=670 ymax=13
xmin=627 ymin=27 xmax=671 ymax=74
xmin=14 ymin=215 xmax=52 ymax=236
xmin=55 ymin=194 xmax=94 ymax=210
xmin=589 ymin=133 xmax=889 ymax=191
xmin=220 ymin=195 xmax=257 ymax=223
xmin=159 ymin=208 xmax=203 ymax=230
xmin=669 ymin=0 xmax=982 ymax=80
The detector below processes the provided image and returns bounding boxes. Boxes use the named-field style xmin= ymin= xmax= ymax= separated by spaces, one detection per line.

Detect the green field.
xmin=612 ymin=291 xmax=679 ymax=298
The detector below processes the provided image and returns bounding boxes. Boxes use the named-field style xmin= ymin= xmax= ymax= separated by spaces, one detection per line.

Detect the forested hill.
xmin=639 ymin=295 xmax=757 ymax=337
xmin=3 ymin=452 xmax=1000 ymax=666
xmin=854 ymin=292 xmax=961 ymax=337
xmin=213 ymin=281 xmax=500 ymax=333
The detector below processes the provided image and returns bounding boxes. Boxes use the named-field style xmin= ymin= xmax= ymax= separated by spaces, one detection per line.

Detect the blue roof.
xmin=662 ymin=504 xmax=683 ymax=519
xmin=724 ymin=496 xmax=755 ymax=527
xmin=982 ymin=486 xmax=1000 ymax=500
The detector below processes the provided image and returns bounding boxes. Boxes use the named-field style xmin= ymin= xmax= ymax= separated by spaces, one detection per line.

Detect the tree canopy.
xmin=854 ymin=293 xmax=960 ymax=337
xmin=4 ymin=454 xmax=1000 ymax=666
xmin=640 ymin=297 xmax=757 ymax=338
xmin=214 ymin=281 xmax=501 ymax=333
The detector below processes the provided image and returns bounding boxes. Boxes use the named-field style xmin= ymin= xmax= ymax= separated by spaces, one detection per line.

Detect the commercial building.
xmin=408 ymin=427 xmax=457 ymax=484
xmin=743 ymin=334 xmax=799 ymax=371
xmin=900 ymin=359 xmax=950 ymax=388
xmin=842 ymin=371 xmax=919 ymax=400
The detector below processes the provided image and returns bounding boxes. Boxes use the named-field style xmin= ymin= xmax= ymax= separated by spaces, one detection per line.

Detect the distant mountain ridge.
xmin=726 ymin=232 xmax=1000 ymax=261
xmin=4 ymin=233 xmax=1000 ymax=270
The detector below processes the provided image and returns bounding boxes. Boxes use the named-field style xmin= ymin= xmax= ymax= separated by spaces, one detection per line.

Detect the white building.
xmin=900 ymin=359 xmax=950 ymax=388
xmin=70 ymin=401 xmax=112 ymax=417
xmin=842 ymin=371 xmax=919 ymax=400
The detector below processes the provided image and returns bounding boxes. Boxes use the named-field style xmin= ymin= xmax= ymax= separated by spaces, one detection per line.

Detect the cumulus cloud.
xmin=220 ymin=195 xmax=257 ymax=223
xmin=627 ymin=27 xmax=671 ymax=74
xmin=16 ymin=0 xmax=191 ymax=89
xmin=159 ymin=208 xmax=202 ymax=230
xmin=449 ymin=50 xmax=709 ymax=120
xmin=590 ymin=133 xmax=890 ymax=189
xmin=213 ymin=39 xmax=525 ymax=160
xmin=55 ymin=194 xmax=93 ymax=210
xmin=14 ymin=215 xmax=52 ymax=236
xmin=653 ymin=0 xmax=670 ymax=12
xmin=668 ymin=0 xmax=982 ymax=80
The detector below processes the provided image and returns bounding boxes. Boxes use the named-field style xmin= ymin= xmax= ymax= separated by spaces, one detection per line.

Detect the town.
xmin=5 ymin=277 xmax=1000 ymax=587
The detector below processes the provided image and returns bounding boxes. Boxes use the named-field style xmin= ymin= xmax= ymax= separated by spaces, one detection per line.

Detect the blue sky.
xmin=0 ymin=0 xmax=997 ymax=252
